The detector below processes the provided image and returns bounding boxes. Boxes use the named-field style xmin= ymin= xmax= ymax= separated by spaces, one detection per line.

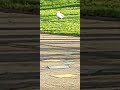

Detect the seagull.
xmin=56 ymin=11 xmax=64 ymax=19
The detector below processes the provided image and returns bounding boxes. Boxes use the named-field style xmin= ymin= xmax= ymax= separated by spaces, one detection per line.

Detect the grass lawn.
xmin=40 ymin=0 xmax=80 ymax=36
xmin=0 ymin=0 xmax=40 ymax=14
xmin=81 ymin=0 xmax=120 ymax=18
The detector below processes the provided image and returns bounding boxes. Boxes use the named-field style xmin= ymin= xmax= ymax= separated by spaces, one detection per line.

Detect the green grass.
xmin=40 ymin=0 xmax=80 ymax=36
xmin=0 ymin=0 xmax=40 ymax=14
xmin=81 ymin=0 xmax=120 ymax=18
xmin=0 ymin=0 xmax=80 ymax=36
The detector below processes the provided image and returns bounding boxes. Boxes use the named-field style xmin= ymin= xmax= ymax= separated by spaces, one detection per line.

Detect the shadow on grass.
xmin=40 ymin=14 xmax=79 ymax=18
xmin=40 ymin=15 xmax=79 ymax=22
xmin=40 ymin=31 xmax=80 ymax=37
xmin=40 ymin=3 xmax=80 ymax=10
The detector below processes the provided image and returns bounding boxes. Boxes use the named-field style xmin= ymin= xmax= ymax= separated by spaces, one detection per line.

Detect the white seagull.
xmin=56 ymin=11 xmax=64 ymax=19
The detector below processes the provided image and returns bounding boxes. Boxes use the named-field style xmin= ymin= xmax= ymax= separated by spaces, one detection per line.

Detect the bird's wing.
xmin=61 ymin=13 xmax=64 ymax=17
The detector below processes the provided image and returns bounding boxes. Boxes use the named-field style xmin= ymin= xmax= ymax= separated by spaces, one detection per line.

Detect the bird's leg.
xmin=57 ymin=17 xmax=60 ymax=20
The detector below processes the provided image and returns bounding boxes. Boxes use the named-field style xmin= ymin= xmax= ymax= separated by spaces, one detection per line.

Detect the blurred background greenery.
xmin=81 ymin=0 xmax=120 ymax=18
xmin=0 ymin=0 xmax=39 ymax=14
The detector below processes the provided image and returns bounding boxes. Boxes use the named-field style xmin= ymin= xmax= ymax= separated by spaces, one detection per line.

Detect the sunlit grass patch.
xmin=40 ymin=1 xmax=80 ymax=36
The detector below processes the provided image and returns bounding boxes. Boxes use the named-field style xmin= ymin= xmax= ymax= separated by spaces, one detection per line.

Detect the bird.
xmin=56 ymin=11 xmax=64 ymax=19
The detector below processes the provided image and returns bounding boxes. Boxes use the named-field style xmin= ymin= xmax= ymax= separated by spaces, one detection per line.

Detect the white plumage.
xmin=56 ymin=11 xmax=64 ymax=19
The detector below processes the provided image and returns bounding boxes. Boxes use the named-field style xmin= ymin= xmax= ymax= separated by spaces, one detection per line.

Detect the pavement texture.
xmin=81 ymin=18 xmax=120 ymax=90
xmin=1 ymin=10 xmax=120 ymax=90
xmin=0 ymin=12 xmax=39 ymax=90
xmin=40 ymin=34 xmax=80 ymax=90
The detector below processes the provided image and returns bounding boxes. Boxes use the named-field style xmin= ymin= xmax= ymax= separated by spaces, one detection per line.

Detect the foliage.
xmin=0 ymin=0 xmax=40 ymax=14
xmin=81 ymin=0 xmax=120 ymax=18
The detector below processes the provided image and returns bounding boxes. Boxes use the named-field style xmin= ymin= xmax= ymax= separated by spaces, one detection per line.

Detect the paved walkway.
xmin=0 ymin=12 xmax=39 ymax=90
xmin=1 ymin=11 xmax=120 ymax=90
xmin=41 ymin=18 xmax=120 ymax=90
xmin=81 ymin=18 xmax=120 ymax=89
xmin=40 ymin=34 xmax=80 ymax=90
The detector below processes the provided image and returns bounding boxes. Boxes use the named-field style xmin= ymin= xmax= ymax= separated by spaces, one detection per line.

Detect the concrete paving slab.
xmin=40 ymin=33 xmax=80 ymax=90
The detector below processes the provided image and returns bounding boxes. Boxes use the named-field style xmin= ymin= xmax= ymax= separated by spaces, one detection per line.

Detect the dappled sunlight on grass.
xmin=40 ymin=1 xmax=80 ymax=36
